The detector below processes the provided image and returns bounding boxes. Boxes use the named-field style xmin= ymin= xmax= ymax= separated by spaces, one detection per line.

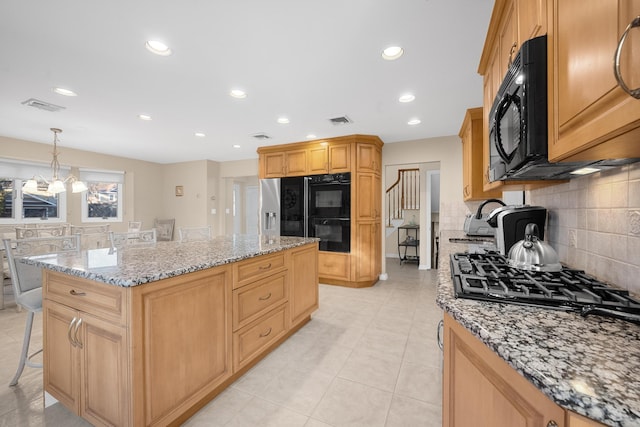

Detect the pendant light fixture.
xmin=23 ymin=128 xmax=88 ymax=194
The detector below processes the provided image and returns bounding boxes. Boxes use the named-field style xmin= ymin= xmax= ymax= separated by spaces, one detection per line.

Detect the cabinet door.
xmin=289 ymin=243 xmax=319 ymax=325
xmin=498 ymin=1 xmax=518 ymax=80
xmin=549 ymin=0 xmax=640 ymax=161
xmin=318 ymin=251 xmax=350 ymax=281
xmin=518 ymin=0 xmax=546 ymax=42
xmin=460 ymin=108 xmax=503 ymax=200
xmin=44 ymin=301 xmax=80 ymax=413
xmin=356 ymin=173 xmax=381 ymax=221
xmin=329 ymin=144 xmax=350 ymax=172
xmin=354 ymin=222 xmax=378 ymax=283
xmin=263 ymin=152 xmax=285 ymax=178
xmin=356 ymin=143 xmax=381 ymax=174
xmin=443 ymin=314 xmax=565 ymax=427
xmin=285 ymin=150 xmax=307 ymax=176
xmin=79 ymin=312 xmax=130 ymax=427
xmin=133 ymin=267 xmax=232 ymax=426
xmin=308 ymin=145 xmax=329 ymax=174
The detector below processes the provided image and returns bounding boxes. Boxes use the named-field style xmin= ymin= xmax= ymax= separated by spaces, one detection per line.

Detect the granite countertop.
xmin=436 ymin=230 xmax=640 ymax=427
xmin=21 ymin=235 xmax=318 ymax=287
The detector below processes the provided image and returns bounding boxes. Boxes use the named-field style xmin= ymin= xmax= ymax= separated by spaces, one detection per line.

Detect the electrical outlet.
xmin=568 ymin=229 xmax=577 ymax=248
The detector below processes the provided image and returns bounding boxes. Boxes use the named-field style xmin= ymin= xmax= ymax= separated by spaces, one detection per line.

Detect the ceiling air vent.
xmin=328 ymin=115 xmax=353 ymax=125
xmin=21 ymin=98 xmax=66 ymax=112
xmin=251 ymin=133 xmax=271 ymax=140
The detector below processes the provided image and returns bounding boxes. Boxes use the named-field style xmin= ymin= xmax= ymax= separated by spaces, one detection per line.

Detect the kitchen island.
xmin=436 ymin=230 xmax=640 ymax=427
xmin=24 ymin=235 xmax=319 ymax=427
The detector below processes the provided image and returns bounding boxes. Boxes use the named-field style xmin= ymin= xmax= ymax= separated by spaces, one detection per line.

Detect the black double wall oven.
xmin=280 ymin=173 xmax=351 ymax=253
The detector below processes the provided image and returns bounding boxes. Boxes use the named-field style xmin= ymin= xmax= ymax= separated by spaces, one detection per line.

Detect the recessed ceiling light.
xmin=408 ymin=118 xmax=421 ymax=125
xmin=306 ymin=134 xmax=317 ymax=139
xmin=399 ymin=94 xmax=415 ymax=103
xmin=382 ymin=46 xmax=404 ymax=60
xmin=53 ymin=87 xmax=77 ymax=97
xmin=233 ymin=144 xmax=241 ymax=149
xmin=138 ymin=114 xmax=152 ymax=121
xmin=194 ymin=132 xmax=206 ymax=137
xmin=145 ymin=40 xmax=172 ymax=56
xmin=277 ymin=117 xmax=290 ymax=124
xmin=230 ymin=89 xmax=247 ymax=99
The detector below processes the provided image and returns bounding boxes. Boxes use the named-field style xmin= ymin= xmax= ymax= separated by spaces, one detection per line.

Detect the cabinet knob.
xmin=546 ymin=421 xmax=559 ymax=427
xmin=508 ymin=42 xmax=517 ymax=67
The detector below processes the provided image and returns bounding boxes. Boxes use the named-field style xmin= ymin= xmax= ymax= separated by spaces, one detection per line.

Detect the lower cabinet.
xmin=443 ymin=313 xmax=608 ymax=427
xmin=43 ymin=243 xmax=319 ymax=427
xmin=44 ymin=300 xmax=130 ymax=427
xmin=289 ymin=243 xmax=319 ymax=325
xmin=443 ymin=313 xmax=565 ymax=427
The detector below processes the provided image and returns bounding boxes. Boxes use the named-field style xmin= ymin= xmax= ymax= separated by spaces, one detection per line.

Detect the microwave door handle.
xmin=494 ymin=93 xmax=519 ymax=164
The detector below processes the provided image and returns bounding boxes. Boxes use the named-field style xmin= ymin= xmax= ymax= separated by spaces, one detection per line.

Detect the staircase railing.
xmin=385 ymin=168 xmax=420 ymax=227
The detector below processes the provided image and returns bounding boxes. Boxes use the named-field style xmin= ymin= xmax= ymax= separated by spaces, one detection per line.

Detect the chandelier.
xmin=23 ymin=128 xmax=88 ymax=194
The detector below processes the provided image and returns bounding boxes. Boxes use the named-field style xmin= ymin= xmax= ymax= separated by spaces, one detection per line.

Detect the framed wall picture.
xmin=175 ymin=185 xmax=184 ymax=197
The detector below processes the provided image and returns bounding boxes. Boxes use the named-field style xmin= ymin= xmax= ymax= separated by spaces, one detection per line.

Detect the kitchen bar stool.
xmin=2 ymin=235 xmax=81 ymax=386
xmin=178 ymin=225 xmax=212 ymax=242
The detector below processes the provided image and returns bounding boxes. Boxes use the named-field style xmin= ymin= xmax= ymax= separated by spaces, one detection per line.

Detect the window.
xmin=80 ymin=169 xmax=124 ymax=223
xmin=0 ymin=159 xmax=68 ymax=224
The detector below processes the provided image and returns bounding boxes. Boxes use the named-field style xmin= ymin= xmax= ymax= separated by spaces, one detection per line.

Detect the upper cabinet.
xmin=548 ymin=0 xmax=640 ymax=162
xmin=356 ymin=142 xmax=382 ymax=175
xmin=261 ymin=149 xmax=307 ymax=178
xmin=478 ymin=0 xmax=548 ymax=192
xmin=308 ymin=142 xmax=351 ymax=175
xmin=459 ymin=108 xmax=502 ymax=201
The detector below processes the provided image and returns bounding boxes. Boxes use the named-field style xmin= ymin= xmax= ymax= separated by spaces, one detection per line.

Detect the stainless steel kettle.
xmin=507 ymin=223 xmax=562 ymax=272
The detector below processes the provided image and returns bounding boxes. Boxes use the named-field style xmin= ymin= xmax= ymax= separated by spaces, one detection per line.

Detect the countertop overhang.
xmin=21 ymin=235 xmax=319 ymax=287
xmin=436 ymin=230 xmax=640 ymax=427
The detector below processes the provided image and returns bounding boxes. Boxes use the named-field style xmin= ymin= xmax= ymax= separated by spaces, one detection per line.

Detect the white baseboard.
xmin=44 ymin=391 xmax=58 ymax=408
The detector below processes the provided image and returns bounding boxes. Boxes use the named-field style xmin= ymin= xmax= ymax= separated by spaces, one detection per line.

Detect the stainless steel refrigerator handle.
xmin=614 ymin=16 xmax=640 ymax=99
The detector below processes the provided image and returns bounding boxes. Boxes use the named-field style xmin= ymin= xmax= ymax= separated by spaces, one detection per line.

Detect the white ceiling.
xmin=0 ymin=0 xmax=493 ymax=164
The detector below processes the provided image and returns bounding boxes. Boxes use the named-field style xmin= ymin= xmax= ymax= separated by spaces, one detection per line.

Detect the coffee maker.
xmin=487 ymin=205 xmax=547 ymax=255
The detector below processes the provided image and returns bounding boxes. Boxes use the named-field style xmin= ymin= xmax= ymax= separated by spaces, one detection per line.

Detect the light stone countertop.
xmin=21 ymin=235 xmax=318 ymax=287
xmin=436 ymin=230 xmax=640 ymax=427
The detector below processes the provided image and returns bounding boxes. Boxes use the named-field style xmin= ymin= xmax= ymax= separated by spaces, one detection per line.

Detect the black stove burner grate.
xmin=450 ymin=252 xmax=640 ymax=324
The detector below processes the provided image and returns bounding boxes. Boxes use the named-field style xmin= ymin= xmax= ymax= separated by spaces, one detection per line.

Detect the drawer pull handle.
xmin=70 ymin=289 xmax=86 ymax=296
xmin=259 ymin=292 xmax=272 ymax=301
xmin=259 ymin=327 xmax=272 ymax=338
xmin=259 ymin=263 xmax=272 ymax=270
xmin=68 ymin=317 xmax=77 ymax=347
xmin=74 ymin=318 xmax=83 ymax=349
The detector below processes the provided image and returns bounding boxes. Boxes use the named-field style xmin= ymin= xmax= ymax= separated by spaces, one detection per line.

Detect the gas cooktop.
xmin=450 ymin=252 xmax=640 ymax=324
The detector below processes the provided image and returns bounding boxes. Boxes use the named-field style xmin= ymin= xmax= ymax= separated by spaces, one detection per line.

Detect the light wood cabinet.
xmin=548 ymin=0 xmax=640 ymax=162
xmin=43 ymin=243 xmax=319 ymax=427
xmin=354 ymin=222 xmax=380 ymax=284
xmin=44 ymin=275 xmax=130 ymax=427
xmin=308 ymin=143 xmax=351 ymax=174
xmin=443 ymin=313 xmax=565 ymax=427
xmin=289 ymin=243 xmax=319 ymax=325
xmin=258 ymin=135 xmax=383 ymax=288
xmin=262 ymin=149 xmax=307 ymax=178
xmin=459 ymin=108 xmax=502 ymax=200
xmin=444 ymin=312 xmax=613 ymax=427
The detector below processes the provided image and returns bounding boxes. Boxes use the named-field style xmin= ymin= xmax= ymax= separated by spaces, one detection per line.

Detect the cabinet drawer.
xmin=233 ymin=252 xmax=286 ymax=289
xmin=233 ymin=272 xmax=287 ymax=331
xmin=233 ymin=303 xmax=288 ymax=371
xmin=44 ymin=270 xmax=127 ymax=325
xmin=318 ymin=251 xmax=350 ymax=281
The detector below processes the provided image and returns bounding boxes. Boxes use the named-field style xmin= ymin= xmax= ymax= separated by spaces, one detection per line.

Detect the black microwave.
xmin=488 ymin=35 xmax=593 ymax=181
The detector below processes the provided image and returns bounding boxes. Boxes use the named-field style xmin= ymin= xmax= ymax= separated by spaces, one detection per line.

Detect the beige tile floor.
xmin=0 ymin=260 xmax=443 ymax=426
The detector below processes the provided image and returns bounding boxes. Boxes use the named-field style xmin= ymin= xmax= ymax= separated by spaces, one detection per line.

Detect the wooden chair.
xmin=2 ymin=234 xmax=81 ymax=385
xmin=154 ymin=219 xmax=175 ymax=241
xmin=109 ymin=229 xmax=157 ymax=248
xmin=70 ymin=224 xmax=111 ymax=250
xmin=178 ymin=226 xmax=212 ymax=242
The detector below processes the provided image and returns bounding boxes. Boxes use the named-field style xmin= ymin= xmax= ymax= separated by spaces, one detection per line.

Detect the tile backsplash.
xmin=527 ymin=163 xmax=640 ymax=294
